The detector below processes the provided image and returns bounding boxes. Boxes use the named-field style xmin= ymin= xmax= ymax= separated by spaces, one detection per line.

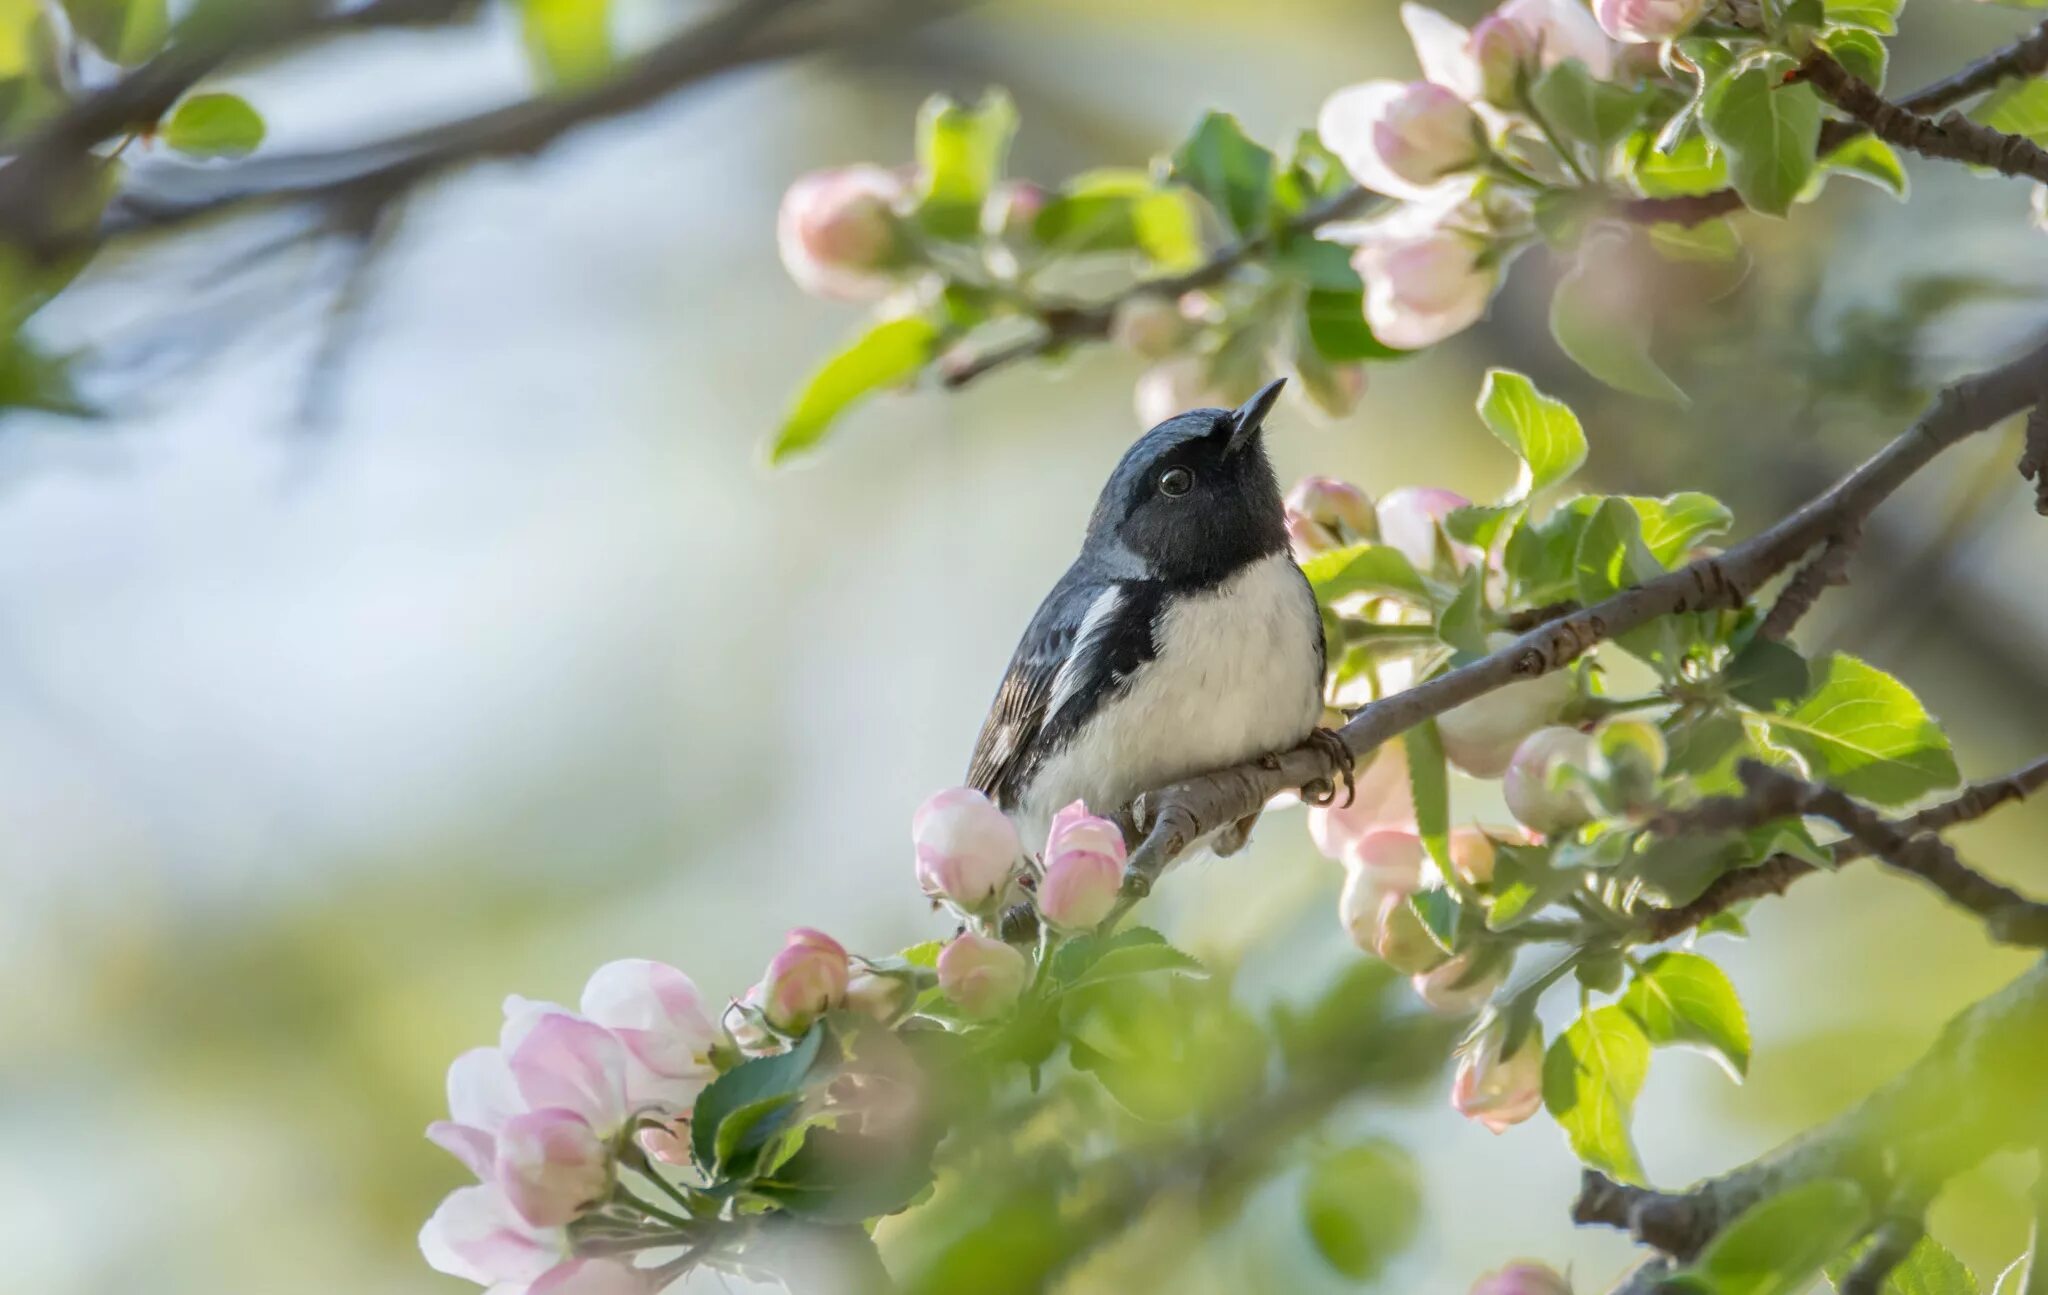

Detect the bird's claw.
xmin=1300 ymin=727 xmax=1355 ymax=808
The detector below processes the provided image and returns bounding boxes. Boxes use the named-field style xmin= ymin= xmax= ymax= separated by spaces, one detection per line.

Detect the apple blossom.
xmin=1468 ymin=12 xmax=1542 ymax=105
xmin=419 ymin=1183 xmax=566 ymax=1290
xmin=1436 ymin=638 xmax=1577 ymax=777
xmin=1352 ymin=828 xmax=1432 ymax=898
xmin=495 ymin=1108 xmax=610 ymax=1227
xmin=506 ymin=1011 xmax=631 ymax=1136
xmin=1494 ymin=0 xmax=1616 ymax=77
xmin=1284 ymin=475 xmax=1377 ymax=558
xmin=776 ymin=165 xmax=909 ymax=301
xmin=1503 ymin=725 xmax=1597 ymax=836
xmin=1377 ymin=485 xmax=1479 ymax=573
xmin=428 ymin=1046 xmax=525 ymax=1180
xmin=913 ymin=786 xmax=1022 ymax=915
xmin=1413 ymin=949 xmax=1511 ymax=1015
xmin=1471 ymin=1262 xmax=1574 ymax=1295
xmin=1037 ymin=800 xmax=1127 ymax=931
xmin=1449 ymin=827 xmax=1502 ymax=888
xmin=1318 ymin=79 xmax=1485 ymax=201
xmin=1452 ymin=1022 xmax=1545 ymax=1133
xmin=937 ymin=931 xmax=1029 ymax=1018
xmin=760 ymin=927 xmax=851 ymax=1033
xmin=1308 ymin=741 xmax=1417 ymax=861
xmin=578 ymin=959 xmax=716 ymax=1112
xmin=636 ymin=1115 xmax=691 ymax=1167
xmin=1593 ymin=0 xmax=1710 ymax=43
xmin=1342 ymin=878 xmax=1447 ymax=973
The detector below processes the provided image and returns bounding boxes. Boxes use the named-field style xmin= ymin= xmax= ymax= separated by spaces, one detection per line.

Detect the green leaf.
xmin=1446 ymin=502 xmax=1520 ymax=549
xmin=1477 ymin=369 xmax=1588 ymax=499
xmin=1132 ymin=189 xmax=1204 ymax=270
xmin=1170 ymin=111 xmax=1275 ymax=237
xmin=915 ymin=90 xmax=1018 ymax=240
xmin=1974 ymin=78 xmax=2048 ymax=143
xmin=1574 ymin=498 xmax=1664 ymax=605
xmin=1649 ymin=218 xmax=1744 ymax=263
xmin=1632 ymin=129 xmax=1728 ymax=197
xmin=1406 ymin=720 xmax=1451 ymax=881
xmin=1991 ymin=1257 xmax=2028 ymax=1295
xmin=1029 ymin=172 xmax=1202 ymax=268
xmin=1828 ymin=1234 xmax=1979 ymax=1295
xmin=1438 ymin=564 xmax=1490 ymax=658
xmin=1300 ymin=542 xmax=1428 ymax=602
xmin=1629 ymin=492 xmax=1733 ymax=564
xmin=518 ymin=0 xmax=611 ymax=86
xmin=1820 ymin=27 xmax=1887 ymax=90
xmin=1680 ymin=1180 xmax=1870 ymax=1295
xmin=1062 ymin=942 xmax=1206 ymax=991
xmin=1305 ymin=288 xmax=1405 ymax=360
xmin=1701 ymin=64 xmax=1824 ymax=217
xmin=162 ymin=92 xmax=265 ymax=159
xmin=60 ymin=0 xmax=166 ymax=63
xmin=1725 ymin=637 xmax=1811 ymax=710
xmin=1821 ymin=135 xmax=1909 ymax=198
xmin=691 ymin=1026 xmax=825 ymax=1177
xmin=1551 ymin=243 xmax=1688 ymax=403
xmin=770 ymin=317 xmax=938 ymax=465
xmin=1531 ymin=59 xmax=1648 ymax=162
xmin=1823 ymin=0 xmax=1902 ymax=33
xmin=1619 ymin=951 xmax=1752 ymax=1079
xmin=1049 ymin=926 xmax=1174 ymax=985
xmin=710 ymin=1092 xmax=801 ymax=1177
xmin=1758 ymin=653 xmax=1959 ymax=805
xmin=1486 ymin=841 xmax=1580 ymax=929
xmin=1542 ymin=1005 xmax=1651 ymax=1182
xmin=1301 ymin=1141 xmax=1423 ymax=1281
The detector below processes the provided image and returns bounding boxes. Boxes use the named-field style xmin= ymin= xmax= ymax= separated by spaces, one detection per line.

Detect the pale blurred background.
xmin=3 ymin=0 xmax=2046 ymax=1291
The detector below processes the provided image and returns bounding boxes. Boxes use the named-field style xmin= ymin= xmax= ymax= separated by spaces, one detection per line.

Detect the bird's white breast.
xmin=1017 ymin=551 xmax=1323 ymax=849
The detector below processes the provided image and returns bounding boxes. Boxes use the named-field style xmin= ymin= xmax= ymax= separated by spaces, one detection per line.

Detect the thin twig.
xmin=1798 ymin=52 xmax=2048 ymax=187
xmin=1840 ymin=1218 xmax=1925 ymax=1295
xmin=1759 ymin=527 xmax=1858 ymax=641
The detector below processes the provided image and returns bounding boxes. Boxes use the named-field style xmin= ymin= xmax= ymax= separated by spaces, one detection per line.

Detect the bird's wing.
xmin=967 ymin=576 xmax=1148 ymax=808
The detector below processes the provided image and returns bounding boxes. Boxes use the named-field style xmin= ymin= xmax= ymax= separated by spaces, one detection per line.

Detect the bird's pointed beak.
xmin=1224 ymin=378 xmax=1286 ymax=456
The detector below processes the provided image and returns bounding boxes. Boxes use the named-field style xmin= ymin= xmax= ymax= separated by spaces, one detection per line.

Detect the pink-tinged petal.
xmin=427 ymin=1121 xmax=497 ymax=1181
xmin=507 ymin=1014 xmax=629 ymax=1134
xmin=580 ymin=960 xmax=717 ymax=1082
xmin=530 ymin=1258 xmax=654 ymax=1295
xmin=1045 ymin=800 xmax=1128 ymax=866
xmin=419 ymin=1184 xmax=562 ymax=1287
xmin=1306 ymin=741 xmax=1416 ymax=860
xmin=1402 ymin=2 xmax=1483 ymax=100
xmin=499 ymin=995 xmax=575 ymax=1054
xmin=496 ymin=1109 xmax=610 ymax=1228
xmin=446 ymin=1046 xmax=525 ymax=1134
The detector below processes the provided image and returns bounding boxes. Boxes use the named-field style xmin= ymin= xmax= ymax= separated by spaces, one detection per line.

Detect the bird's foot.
xmin=1212 ymin=809 xmax=1262 ymax=858
xmin=1298 ymin=727 xmax=1356 ymax=808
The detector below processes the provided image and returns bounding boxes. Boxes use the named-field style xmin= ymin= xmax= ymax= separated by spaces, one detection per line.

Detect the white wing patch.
xmin=1044 ymin=585 xmax=1126 ymax=727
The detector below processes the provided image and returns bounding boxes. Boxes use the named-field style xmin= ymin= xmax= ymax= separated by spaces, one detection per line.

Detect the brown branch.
xmin=1114 ymin=333 xmax=2048 ymax=904
xmin=1840 ymin=1219 xmax=1926 ymax=1295
xmin=1576 ymin=954 xmax=2048 ymax=1264
xmin=1622 ymin=20 xmax=2048 ymax=226
xmin=1759 ymin=527 xmax=1857 ymax=641
xmin=1735 ymin=762 xmax=2048 ymax=944
xmin=2023 ymin=404 xmax=2048 ymax=516
xmin=1502 ymin=599 xmax=1582 ymax=633
xmin=1643 ymin=753 xmax=2048 ymax=940
xmin=1798 ymin=52 xmax=2048 ymax=187
xmin=936 ymin=184 xmax=1379 ymax=389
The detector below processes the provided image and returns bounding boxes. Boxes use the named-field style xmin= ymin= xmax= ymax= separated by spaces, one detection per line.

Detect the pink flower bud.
xmin=846 ymin=970 xmax=916 ymax=1024
xmin=1503 ymin=726 xmax=1597 ymax=836
xmin=1037 ymin=801 xmax=1127 ymax=931
xmin=1437 ymin=639 xmax=1576 ymax=777
xmin=984 ymin=179 xmax=1049 ymax=239
xmin=1319 ymin=80 xmax=1485 ymax=200
xmin=760 ymin=928 xmax=850 ymax=1034
xmin=1448 ymin=827 xmax=1501 ymax=887
xmin=1469 ymin=13 xmax=1540 ymax=105
xmin=722 ymin=984 xmax=778 ymax=1055
xmin=936 ymin=932 xmax=1029 ymax=1019
xmin=495 ymin=1109 xmax=610 ymax=1228
xmin=1377 ymin=485 xmax=1477 ymax=572
xmin=1452 ymin=1022 xmax=1545 ymax=1133
xmin=1594 ymin=0 xmax=1710 ymax=43
xmin=1471 ymin=1262 xmax=1574 ymax=1295
xmin=1111 ymin=296 xmax=1191 ymax=359
xmin=1285 ymin=477 xmax=1378 ymax=557
xmin=1351 ymin=828 xmax=1431 ymax=897
xmin=1341 ymin=866 xmax=1447 ymax=973
xmin=913 ymin=787 xmax=1022 ymax=915
xmin=1495 ymin=0 xmax=1616 ymax=76
xmin=1412 ymin=949 xmax=1510 ymax=1015
xmin=1308 ymin=742 xmax=1417 ymax=862
xmin=776 ymin=165 xmax=908 ymax=301
xmin=636 ymin=1114 xmax=691 ymax=1166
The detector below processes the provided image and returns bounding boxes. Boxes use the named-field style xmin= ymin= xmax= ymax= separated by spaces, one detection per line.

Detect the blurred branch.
xmin=1575 ymin=953 xmax=2048 ymax=1272
xmin=2023 ymin=404 xmax=2048 ymax=515
xmin=1798 ymin=51 xmax=2048 ymax=185
xmin=1623 ymin=19 xmax=2048 ymax=225
xmin=1642 ymin=752 xmax=2048 ymax=940
xmin=1114 ymin=332 xmax=2048 ymax=906
xmin=1840 ymin=1218 xmax=1925 ymax=1295
xmin=936 ymin=184 xmax=1379 ymax=389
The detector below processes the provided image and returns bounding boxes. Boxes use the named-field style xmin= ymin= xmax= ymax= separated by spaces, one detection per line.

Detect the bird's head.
xmin=1081 ymin=378 xmax=1291 ymax=587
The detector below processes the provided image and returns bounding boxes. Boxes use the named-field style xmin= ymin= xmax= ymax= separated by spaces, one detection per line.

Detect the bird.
xmin=966 ymin=377 xmax=1348 ymax=861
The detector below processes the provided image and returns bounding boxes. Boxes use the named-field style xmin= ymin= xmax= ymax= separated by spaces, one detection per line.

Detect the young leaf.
xmin=770 ymin=317 xmax=938 ymax=465
xmin=916 ymin=91 xmax=1018 ymax=240
xmin=1170 ymin=111 xmax=1275 ymax=237
xmin=1543 ymin=1005 xmax=1651 ymax=1183
xmin=1725 ymin=637 xmax=1811 ymax=711
xmin=1759 ymin=653 xmax=1960 ymax=805
xmin=1406 ymin=720 xmax=1452 ymax=880
xmin=1573 ymin=498 xmax=1664 ymax=605
xmin=1301 ymin=1141 xmax=1423 ymax=1281
xmin=1680 ymin=1179 xmax=1870 ymax=1295
xmin=1477 ymin=369 xmax=1588 ymax=499
xmin=1701 ymin=64 xmax=1824 ymax=217
xmin=1619 ymin=951 xmax=1752 ymax=1079
xmin=1551 ymin=243 xmax=1688 ymax=404
xmin=518 ymin=0 xmax=611 ymax=86
xmin=1629 ymin=492 xmax=1733 ymax=564
xmin=162 ymin=92 xmax=266 ymax=159
xmin=1530 ymin=60 xmax=1648 ymax=164
xmin=1823 ymin=0 xmax=1903 ymax=34
xmin=691 ymin=1026 xmax=826 ymax=1176
xmin=1820 ymin=27 xmax=1887 ymax=90
xmin=1300 ymin=542 xmax=1428 ymax=602
xmin=1305 ymin=288 xmax=1405 ymax=360
xmin=1821 ymin=136 xmax=1909 ymax=198
xmin=1486 ymin=841 xmax=1581 ymax=930
xmin=1632 ymin=129 xmax=1728 ymax=197
xmin=1976 ymin=79 xmax=2048 ymax=143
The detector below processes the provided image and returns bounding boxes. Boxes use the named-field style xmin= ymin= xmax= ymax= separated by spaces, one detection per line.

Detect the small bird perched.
xmin=967 ymin=378 xmax=1344 ymax=858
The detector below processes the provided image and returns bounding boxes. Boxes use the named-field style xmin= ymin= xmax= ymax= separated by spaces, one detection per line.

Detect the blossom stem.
xmin=610 ymin=1183 xmax=696 ymax=1232
xmin=1516 ymin=91 xmax=1595 ymax=185
xmin=620 ymin=1140 xmax=704 ymax=1216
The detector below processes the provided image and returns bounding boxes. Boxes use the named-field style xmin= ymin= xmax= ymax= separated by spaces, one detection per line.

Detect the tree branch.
xmin=1798 ymin=51 xmax=2048 ymax=187
xmin=1642 ymin=753 xmax=2048 ymax=940
xmin=1840 ymin=1218 xmax=1926 ymax=1295
xmin=1759 ymin=526 xmax=1858 ymax=641
xmin=935 ymin=184 xmax=1379 ymax=389
xmin=1623 ymin=19 xmax=2048 ymax=226
xmin=2022 ymin=403 xmax=2048 ymax=516
xmin=1114 ymin=332 xmax=2048 ymax=904
xmin=1575 ymin=954 xmax=2048 ymax=1265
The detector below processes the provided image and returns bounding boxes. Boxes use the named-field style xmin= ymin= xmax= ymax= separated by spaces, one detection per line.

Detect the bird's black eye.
xmin=1158 ymin=466 xmax=1194 ymax=498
